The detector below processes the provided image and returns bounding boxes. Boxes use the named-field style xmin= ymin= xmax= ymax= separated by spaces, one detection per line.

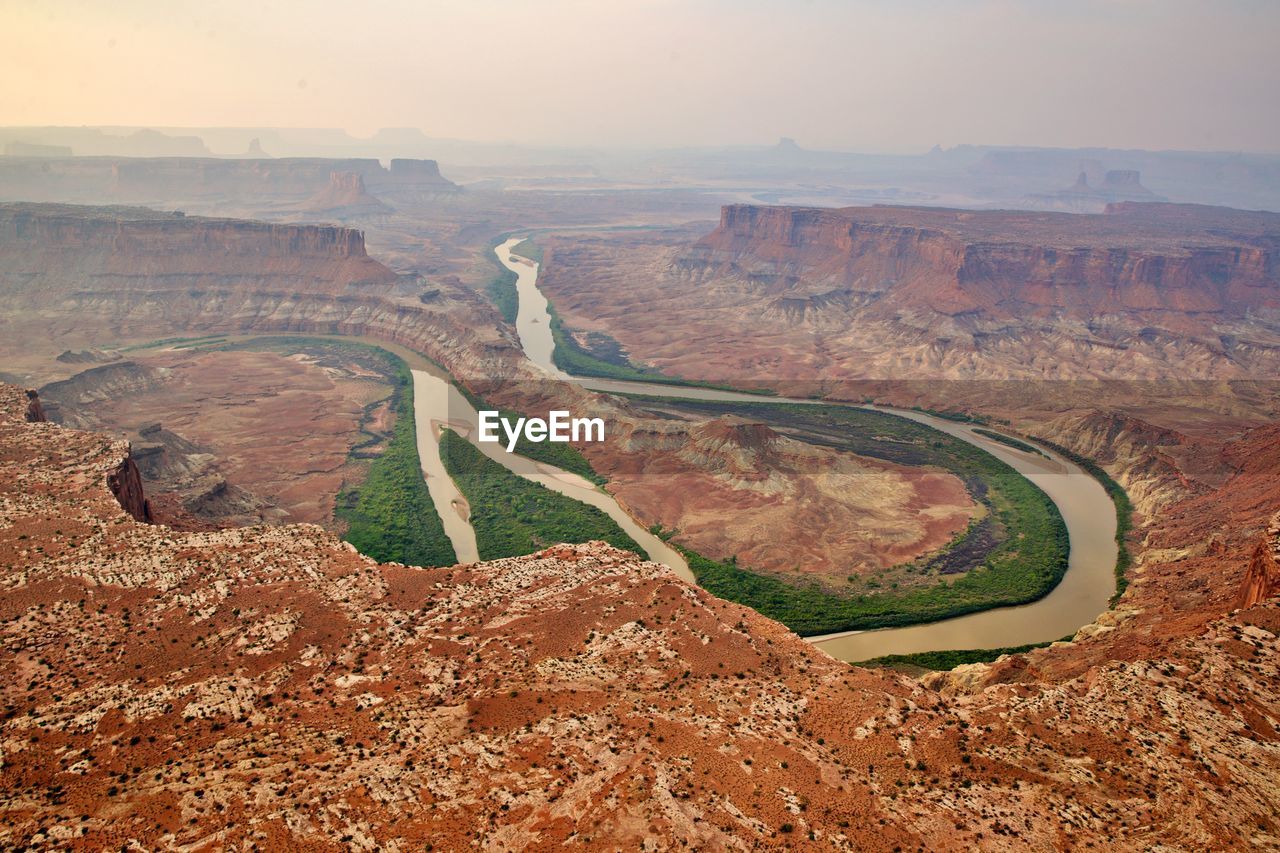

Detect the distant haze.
xmin=2 ymin=0 xmax=1277 ymax=153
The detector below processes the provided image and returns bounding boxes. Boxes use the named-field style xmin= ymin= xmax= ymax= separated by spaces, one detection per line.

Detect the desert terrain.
xmin=38 ymin=346 xmax=401 ymax=530
xmin=0 ymin=132 xmax=1276 ymax=853
xmin=2 ymin=381 xmax=1278 ymax=849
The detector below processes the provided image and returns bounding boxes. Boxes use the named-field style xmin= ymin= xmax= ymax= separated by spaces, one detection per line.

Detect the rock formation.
xmin=536 ymin=202 xmax=1280 ymax=381
xmin=0 ymin=203 xmax=517 ymax=385
xmin=1025 ymin=168 xmax=1161 ymax=211
xmin=1240 ymin=516 xmax=1280 ymax=609
xmin=303 ymin=171 xmax=392 ymax=216
xmin=0 ymin=156 xmax=458 ymax=207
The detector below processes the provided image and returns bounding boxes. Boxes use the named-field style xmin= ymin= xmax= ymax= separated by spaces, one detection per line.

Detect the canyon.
xmin=0 ymin=202 xmax=519 ymax=386
xmin=0 ymin=203 xmax=989 ymax=591
xmin=0 ymin=190 xmax=1278 ymax=848
xmin=38 ymin=347 xmax=402 ymax=530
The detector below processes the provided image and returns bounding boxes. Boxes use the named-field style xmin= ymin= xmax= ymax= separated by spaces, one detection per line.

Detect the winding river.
xmin=487 ymin=237 xmax=1118 ymax=661
xmin=216 ymin=234 xmax=1119 ymax=663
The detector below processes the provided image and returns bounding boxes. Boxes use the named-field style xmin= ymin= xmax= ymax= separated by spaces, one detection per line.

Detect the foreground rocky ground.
xmin=2 ymin=383 xmax=1278 ymax=850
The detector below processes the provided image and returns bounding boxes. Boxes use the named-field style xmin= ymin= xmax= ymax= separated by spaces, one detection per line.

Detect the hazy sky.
xmin=2 ymin=0 xmax=1277 ymax=152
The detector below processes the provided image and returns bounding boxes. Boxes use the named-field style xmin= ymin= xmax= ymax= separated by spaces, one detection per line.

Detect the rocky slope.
xmin=537 ymin=202 xmax=1280 ymax=381
xmin=38 ymin=349 xmax=400 ymax=529
xmin=2 ymin=385 xmax=1279 ymax=849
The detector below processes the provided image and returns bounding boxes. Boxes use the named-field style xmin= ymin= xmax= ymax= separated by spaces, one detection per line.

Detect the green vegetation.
xmin=636 ymin=399 xmax=1068 ymax=635
xmin=439 ymin=429 xmax=642 ymax=560
xmin=904 ymin=405 xmax=992 ymax=425
xmin=973 ymin=427 xmax=1049 ymax=458
xmin=332 ymin=360 xmax=456 ymax=567
xmin=1030 ymin=434 xmax=1134 ymax=603
xmin=337 ymin=370 xmax=455 ymax=565
xmin=511 ymin=237 xmax=544 ymax=264
xmin=860 ymin=641 xmax=1059 ymax=671
xmin=122 ymin=334 xmax=232 ymax=352
xmin=486 ymin=236 xmax=520 ymax=324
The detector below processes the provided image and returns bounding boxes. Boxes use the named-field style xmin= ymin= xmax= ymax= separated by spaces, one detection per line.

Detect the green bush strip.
xmin=486 ymin=236 xmax=520 ymax=324
xmin=439 ymin=429 xmax=643 ymax=560
xmin=973 ymin=427 xmax=1049 ymax=457
xmin=860 ymin=641 xmax=1057 ymax=671
xmin=511 ymin=237 xmax=544 ymax=264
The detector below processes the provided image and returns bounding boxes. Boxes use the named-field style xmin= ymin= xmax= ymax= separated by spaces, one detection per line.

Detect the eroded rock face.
xmin=303 ymin=171 xmax=392 ymax=216
xmin=2 ymin=383 xmax=1279 ymax=850
xmin=0 ymin=203 xmax=522 ymax=385
xmin=537 ymin=202 xmax=1280 ymax=381
xmin=1239 ymin=517 xmax=1280 ymax=609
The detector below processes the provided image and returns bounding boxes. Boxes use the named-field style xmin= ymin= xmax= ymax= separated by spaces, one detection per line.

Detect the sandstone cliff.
xmin=538 ymin=203 xmax=1280 ymax=381
xmin=1239 ymin=517 xmax=1280 ymax=609
xmin=697 ymin=203 xmax=1280 ymax=324
xmin=105 ymin=455 xmax=154 ymax=523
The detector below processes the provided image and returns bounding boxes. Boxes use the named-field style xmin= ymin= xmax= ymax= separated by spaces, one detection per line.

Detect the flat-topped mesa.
xmin=0 ymin=155 xmax=459 ymax=204
xmin=695 ymin=202 xmax=1280 ymax=323
xmin=0 ymin=203 xmax=390 ymax=277
xmin=388 ymin=158 xmax=446 ymax=181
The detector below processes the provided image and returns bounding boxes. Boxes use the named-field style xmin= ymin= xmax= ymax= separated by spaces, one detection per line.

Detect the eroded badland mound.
xmin=599 ymin=415 xmax=977 ymax=579
xmin=2 ymin=384 xmax=1280 ymax=849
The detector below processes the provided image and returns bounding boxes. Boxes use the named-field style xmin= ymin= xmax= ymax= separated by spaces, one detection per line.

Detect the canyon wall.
xmin=0 ymin=203 xmax=523 ymax=383
xmin=539 ymin=202 xmax=1280 ymax=380
xmin=697 ymin=202 xmax=1280 ymax=323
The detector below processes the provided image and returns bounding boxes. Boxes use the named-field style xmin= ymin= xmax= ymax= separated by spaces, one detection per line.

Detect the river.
xmin=492 ymin=237 xmax=1119 ymax=661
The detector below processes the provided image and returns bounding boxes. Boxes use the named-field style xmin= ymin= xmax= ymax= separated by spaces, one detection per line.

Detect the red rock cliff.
xmin=106 ymin=454 xmax=154 ymax=523
xmin=697 ymin=203 xmax=1280 ymax=324
xmin=1239 ymin=516 xmax=1280 ymax=609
